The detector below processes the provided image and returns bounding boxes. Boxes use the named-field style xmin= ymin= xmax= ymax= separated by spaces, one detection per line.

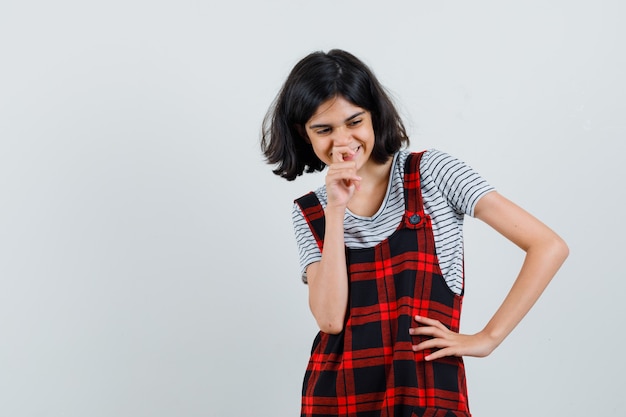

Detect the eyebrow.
xmin=309 ymin=111 xmax=366 ymax=129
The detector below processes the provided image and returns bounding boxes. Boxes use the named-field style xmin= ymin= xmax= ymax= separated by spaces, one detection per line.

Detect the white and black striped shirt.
xmin=292 ymin=149 xmax=495 ymax=295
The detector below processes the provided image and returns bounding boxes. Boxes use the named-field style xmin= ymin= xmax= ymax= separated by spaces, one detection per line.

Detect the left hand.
xmin=409 ymin=315 xmax=498 ymax=361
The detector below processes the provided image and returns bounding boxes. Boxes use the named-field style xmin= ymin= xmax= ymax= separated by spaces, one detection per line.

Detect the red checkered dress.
xmin=295 ymin=152 xmax=471 ymax=417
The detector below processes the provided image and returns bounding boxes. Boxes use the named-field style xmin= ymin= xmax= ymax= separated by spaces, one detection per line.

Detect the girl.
xmin=261 ymin=49 xmax=568 ymax=417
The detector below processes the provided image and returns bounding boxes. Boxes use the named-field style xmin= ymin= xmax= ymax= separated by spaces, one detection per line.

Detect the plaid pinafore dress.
xmin=295 ymin=152 xmax=471 ymax=417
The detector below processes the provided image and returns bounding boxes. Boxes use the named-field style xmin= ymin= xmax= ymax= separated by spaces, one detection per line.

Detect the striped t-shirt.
xmin=291 ymin=149 xmax=495 ymax=295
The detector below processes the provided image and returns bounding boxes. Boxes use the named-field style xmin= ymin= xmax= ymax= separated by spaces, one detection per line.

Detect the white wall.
xmin=1 ymin=1 xmax=623 ymax=415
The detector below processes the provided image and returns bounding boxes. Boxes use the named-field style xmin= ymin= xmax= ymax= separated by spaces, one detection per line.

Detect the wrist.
xmin=324 ymin=204 xmax=347 ymax=217
xmin=478 ymin=327 xmax=505 ymax=354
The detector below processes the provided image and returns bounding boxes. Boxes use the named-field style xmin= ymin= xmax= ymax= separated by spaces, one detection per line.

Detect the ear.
xmin=296 ymin=124 xmax=310 ymax=144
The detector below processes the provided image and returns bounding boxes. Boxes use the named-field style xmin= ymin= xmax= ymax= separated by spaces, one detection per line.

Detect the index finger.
xmin=331 ymin=145 xmax=353 ymax=163
xmin=414 ymin=315 xmax=444 ymax=328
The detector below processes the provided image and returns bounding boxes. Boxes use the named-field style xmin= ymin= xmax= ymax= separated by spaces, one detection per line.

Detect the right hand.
xmin=325 ymin=145 xmax=362 ymax=210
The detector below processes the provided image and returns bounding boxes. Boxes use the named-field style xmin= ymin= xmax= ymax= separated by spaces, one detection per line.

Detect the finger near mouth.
xmin=330 ymin=145 xmax=361 ymax=161
xmin=344 ymin=146 xmax=361 ymax=160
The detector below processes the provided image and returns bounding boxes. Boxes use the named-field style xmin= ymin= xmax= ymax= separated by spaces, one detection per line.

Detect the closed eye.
xmin=315 ymin=127 xmax=332 ymax=135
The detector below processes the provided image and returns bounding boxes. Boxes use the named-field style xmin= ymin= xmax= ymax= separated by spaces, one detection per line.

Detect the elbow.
xmin=556 ymin=236 xmax=570 ymax=263
xmin=308 ymin=284 xmax=348 ymax=335
xmin=526 ymin=233 xmax=569 ymax=272
xmin=540 ymin=234 xmax=569 ymax=268
xmin=310 ymin=302 xmax=346 ymax=334
xmin=562 ymin=240 xmax=569 ymax=261
xmin=317 ymin=319 xmax=344 ymax=335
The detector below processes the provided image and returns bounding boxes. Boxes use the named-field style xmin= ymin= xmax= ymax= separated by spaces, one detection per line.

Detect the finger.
xmin=412 ymin=335 xmax=456 ymax=351
xmin=327 ymin=165 xmax=362 ymax=184
xmin=424 ymin=347 xmax=460 ymax=361
xmin=409 ymin=326 xmax=447 ymax=338
xmin=414 ymin=315 xmax=447 ymax=330
xmin=331 ymin=146 xmax=355 ymax=163
xmin=412 ymin=339 xmax=461 ymax=361
xmin=412 ymin=339 xmax=443 ymax=352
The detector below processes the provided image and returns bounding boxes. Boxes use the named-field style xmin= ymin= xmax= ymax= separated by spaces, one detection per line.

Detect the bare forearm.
xmin=410 ymin=192 xmax=570 ymax=360
xmin=307 ymin=207 xmax=350 ymax=334
xmin=481 ymin=233 xmax=569 ymax=350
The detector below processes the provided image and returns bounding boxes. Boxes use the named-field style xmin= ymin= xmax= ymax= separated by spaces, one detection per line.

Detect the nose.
xmin=331 ymin=126 xmax=351 ymax=146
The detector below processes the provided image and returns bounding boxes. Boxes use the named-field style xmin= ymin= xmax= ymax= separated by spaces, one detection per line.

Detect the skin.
xmin=302 ymin=95 xmax=569 ymax=360
xmin=410 ymin=192 xmax=569 ymax=360
xmin=304 ymin=95 xmax=390 ymax=334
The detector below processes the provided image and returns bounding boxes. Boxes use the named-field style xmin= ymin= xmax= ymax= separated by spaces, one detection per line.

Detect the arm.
xmin=410 ymin=191 xmax=569 ymax=360
xmin=306 ymin=206 xmax=349 ymax=334
xmin=306 ymin=148 xmax=361 ymax=334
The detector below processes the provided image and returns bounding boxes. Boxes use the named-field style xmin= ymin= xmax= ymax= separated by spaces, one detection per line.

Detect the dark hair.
xmin=261 ymin=49 xmax=410 ymax=181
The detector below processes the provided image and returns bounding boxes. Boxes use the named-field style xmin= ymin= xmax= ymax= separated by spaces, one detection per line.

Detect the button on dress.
xmin=295 ymin=152 xmax=471 ymax=417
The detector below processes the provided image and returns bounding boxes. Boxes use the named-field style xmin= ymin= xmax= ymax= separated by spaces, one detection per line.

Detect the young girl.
xmin=261 ymin=49 xmax=568 ymax=417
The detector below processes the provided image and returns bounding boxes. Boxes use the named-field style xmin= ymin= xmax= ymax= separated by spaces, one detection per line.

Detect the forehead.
xmin=308 ymin=96 xmax=367 ymax=124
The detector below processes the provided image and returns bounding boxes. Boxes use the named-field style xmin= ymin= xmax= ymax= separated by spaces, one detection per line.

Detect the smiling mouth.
xmin=340 ymin=146 xmax=361 ymax=161
xmin=329 ymin=145 xmax=362 ymax=161
xmin=346 ymin=145 xmax=361 ymax=156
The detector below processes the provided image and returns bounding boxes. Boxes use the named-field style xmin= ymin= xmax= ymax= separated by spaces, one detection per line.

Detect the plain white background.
xmin=1 ymin=0 xmax=624 ymax=416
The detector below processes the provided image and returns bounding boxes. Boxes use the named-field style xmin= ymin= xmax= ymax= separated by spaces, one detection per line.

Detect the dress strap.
xmin=294 ymin=192 xmax=326 ymax=252
xmin=403 ymin=152 xmax=427 ymax=229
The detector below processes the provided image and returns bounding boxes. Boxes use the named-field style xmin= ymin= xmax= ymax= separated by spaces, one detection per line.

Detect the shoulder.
xmin=294 ymin=184 xmax=328 ymax=208
xmin=395 ymin=148 xmax=445 ymax=173
xmin=420 ymin=148 xmax=458 ymax=172
xmin=293 ymin=185 xmax=328 ymax=225
xmin=392 ymin=149 xmax=412 ymax=176
xmin=394 ymin=149 xmax=445 ymax=180
xmin=419 ymin=148 xmax=486 ymax=183
xmin=420 ymin=148 xmax=495 ymax=216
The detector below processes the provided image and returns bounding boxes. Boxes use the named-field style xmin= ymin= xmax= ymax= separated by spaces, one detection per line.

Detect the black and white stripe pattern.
xmin=292 ymin=149 xmax=495 ymax=295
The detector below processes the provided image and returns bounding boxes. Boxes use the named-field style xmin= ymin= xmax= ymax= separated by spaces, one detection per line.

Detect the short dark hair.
xmin=261 ymin=49 xmax=410 ymax=181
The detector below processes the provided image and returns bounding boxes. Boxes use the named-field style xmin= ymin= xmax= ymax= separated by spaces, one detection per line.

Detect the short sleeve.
xmin=421 ymin=149 xmax=495 ymax=217
xmin=292 ymin=202 xmax=322 ymax=283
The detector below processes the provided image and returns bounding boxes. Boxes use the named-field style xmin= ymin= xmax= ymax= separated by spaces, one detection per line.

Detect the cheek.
xmin=310 ymin=137 xmax=329 ymax=150
xmin=359 ymin=127 xmax=376 ymax=144
xmin=310 ymin=143 xmax=330 ymax=161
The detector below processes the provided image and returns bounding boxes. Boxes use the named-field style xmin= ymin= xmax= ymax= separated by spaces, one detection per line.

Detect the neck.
xmin=357 ymin=156 xmax=393 ymax=187
xmin=348 ymin=156 xmax=394 ymax=217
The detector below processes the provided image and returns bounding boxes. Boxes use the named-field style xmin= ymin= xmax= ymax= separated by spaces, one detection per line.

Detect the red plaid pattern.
xmin=296 ymin=152 xmax=470 ymax=417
